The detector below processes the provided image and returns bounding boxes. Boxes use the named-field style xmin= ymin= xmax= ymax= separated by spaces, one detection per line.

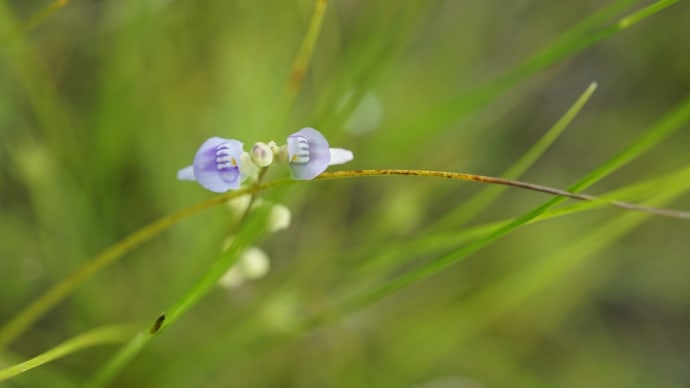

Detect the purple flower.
xmin=287 ymin=127 xmax=353 ymax=180
xmin=177 ymin=137 xmax=244 ymax=193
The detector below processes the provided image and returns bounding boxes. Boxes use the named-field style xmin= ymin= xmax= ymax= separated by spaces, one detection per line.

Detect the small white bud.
xmin=250 ymin=142 xmax=274 ymax=167
xmin=267 ymin=204 xmax=291 ymax=232
xmin=217 ymin=246 xmax=271 ymax=289
xmin=240 ymin=246 xmax=270 ymax=279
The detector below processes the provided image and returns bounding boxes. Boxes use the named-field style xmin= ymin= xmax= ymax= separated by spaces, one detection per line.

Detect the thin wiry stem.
xmin=237 ymin=167 xmax=270 ymax=227
xmin=317 ymin=170 xmax=690 ymax=220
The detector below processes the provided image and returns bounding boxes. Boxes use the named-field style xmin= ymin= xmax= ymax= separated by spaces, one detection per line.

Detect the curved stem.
xmin=0 ymin=324 xmax=135 ymax=383
xmin=316 ymin=170 xmax=690 ymax=220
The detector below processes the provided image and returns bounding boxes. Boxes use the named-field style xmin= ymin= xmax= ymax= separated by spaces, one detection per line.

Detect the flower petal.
xmin=287 ymin=127 xmax=331 ymax=180
xmin=193 ymin=137 xmax=244 ymax=193
xmin=328 ymin=148 xmax=353 ymax=165
xmin=177 ymin=165 xmax=196 ymax=181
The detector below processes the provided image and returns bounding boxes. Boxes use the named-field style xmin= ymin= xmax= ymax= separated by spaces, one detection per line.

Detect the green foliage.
xmin=1 ymin=1 xmax=689 ymax=387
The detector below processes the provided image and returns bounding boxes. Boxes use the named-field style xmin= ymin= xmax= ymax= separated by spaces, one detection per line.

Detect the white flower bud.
xmin=250 ymin=142 xmax=274 ymax=167
xmin=218 ymin=246 xmax=271 ymax=289
xmin=240 ymin=246 xmax=270 ymax=279
xmin=267 ymin=204 xmax=291 ymax=232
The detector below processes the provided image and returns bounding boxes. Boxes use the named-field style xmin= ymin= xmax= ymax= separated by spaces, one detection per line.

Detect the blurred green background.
xmin=1 ymin=0 xmax=690 ymax=386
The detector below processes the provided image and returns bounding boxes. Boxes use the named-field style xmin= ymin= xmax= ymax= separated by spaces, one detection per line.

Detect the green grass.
xmin=1 ymin=0 xmax=690 ymax=387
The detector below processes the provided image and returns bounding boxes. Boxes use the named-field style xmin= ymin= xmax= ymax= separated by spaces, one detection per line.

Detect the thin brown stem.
xmin=317 ymin=169 xmax=690 ymax=220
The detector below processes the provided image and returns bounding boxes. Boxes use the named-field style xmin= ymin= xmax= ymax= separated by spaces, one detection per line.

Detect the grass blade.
xmin=0 ymin=324 xmax=134 ymax=383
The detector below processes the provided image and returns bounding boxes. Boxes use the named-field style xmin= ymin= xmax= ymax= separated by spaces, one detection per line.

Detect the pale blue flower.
xmin=287 ymin=127 xmax=353 ymax=180
xmin=177 ymin=137 xmax=244 ymax=193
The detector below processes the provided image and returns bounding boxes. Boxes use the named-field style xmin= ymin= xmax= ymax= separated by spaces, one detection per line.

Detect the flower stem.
xmin=237 ymin=167 xmax=270 ymax=227
xmin=316 ymin=170 xmax=690 ymax=221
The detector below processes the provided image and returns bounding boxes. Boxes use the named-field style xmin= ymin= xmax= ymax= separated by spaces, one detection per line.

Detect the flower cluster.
xmin=177 ymin=128 xmax=353 ymax=193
